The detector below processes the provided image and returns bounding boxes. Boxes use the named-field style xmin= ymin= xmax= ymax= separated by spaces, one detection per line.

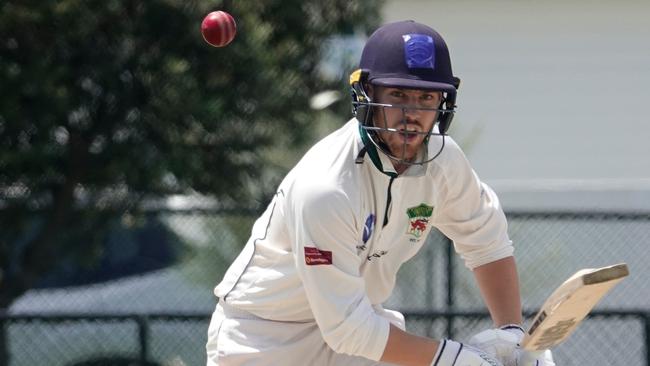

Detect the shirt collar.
xmin=355 ymin=121 xmax=429 ymax=177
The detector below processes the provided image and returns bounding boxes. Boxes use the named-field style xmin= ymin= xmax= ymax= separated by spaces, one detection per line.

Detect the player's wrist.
xmin=430 ymin=339 xmax=459 ymax=366
xmin=432 ymin=339 xmax=503 ymax=366
xmin=498 ymin=323 xmax=524 ymax=342
xmin=498 ymin=323 xmax=523 ymax=332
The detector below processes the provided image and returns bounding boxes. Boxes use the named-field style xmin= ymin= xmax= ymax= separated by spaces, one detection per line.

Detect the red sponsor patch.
xmin=304 ymin=246 xmax=332 ymax=265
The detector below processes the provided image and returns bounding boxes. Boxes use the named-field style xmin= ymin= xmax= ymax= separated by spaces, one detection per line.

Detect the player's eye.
xmin=423 ymin=93 xmax=442 ymax=101
xmin=419 ymin=93 xmax=440 ymax=106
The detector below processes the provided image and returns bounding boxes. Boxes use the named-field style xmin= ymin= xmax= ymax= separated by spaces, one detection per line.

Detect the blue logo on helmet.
xmin=402 ymin=34 xmax=435 ymax=70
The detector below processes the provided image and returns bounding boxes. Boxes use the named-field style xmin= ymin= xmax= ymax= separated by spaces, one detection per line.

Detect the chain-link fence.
xmin=3 ymin=209 xmax=649 ymax=365
xmin=390 ymin=211 xmax=650 ymax=366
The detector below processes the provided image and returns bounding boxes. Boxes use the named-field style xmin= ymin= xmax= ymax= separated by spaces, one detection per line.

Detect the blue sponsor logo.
xmin=363 ymin=213 xmax=375 ymax=244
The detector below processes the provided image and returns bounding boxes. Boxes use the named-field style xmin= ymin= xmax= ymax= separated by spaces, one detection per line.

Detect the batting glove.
xmin=516 ymin=349 xmax=555 ymax=366
xmin=468 ymin=324 xmax=524 ymax=366
xmin=431 ymin=339 xmax=503 ymax=366
xmin=469 ymin=324 xmax=555 ymax=366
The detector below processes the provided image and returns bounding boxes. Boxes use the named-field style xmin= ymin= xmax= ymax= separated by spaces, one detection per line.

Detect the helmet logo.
xmin=402 ymin=34 xmax=435 ymax=70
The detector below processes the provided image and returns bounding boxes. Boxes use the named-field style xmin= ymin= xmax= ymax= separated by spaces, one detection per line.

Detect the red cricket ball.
xmin=201 ymin=11 xmax=237 ymax=47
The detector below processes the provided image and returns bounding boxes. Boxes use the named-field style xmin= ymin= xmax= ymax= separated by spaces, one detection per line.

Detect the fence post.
xmin=425 ymin=244 xmax=434 ymax=309
xmin=645 ymin=312 xmax=650 ymax=366
xmin=136 ymin=315 xmax=149 ymax=365
xmin=445 ymin=236 xmax=454 ymax=338
xmin=0 ymin=314 xmax=8 ymax=366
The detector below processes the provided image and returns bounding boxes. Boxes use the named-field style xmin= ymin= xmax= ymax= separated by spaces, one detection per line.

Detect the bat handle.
xmin=518 ymin=349 xmax=544 ymax=365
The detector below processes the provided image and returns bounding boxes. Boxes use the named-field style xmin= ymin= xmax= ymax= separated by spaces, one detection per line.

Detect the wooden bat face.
xmin=521 ymin=263 xmax=629 ymax=351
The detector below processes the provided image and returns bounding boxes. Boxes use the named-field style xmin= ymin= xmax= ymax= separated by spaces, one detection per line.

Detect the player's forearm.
xmin=473 ymin=255 xmax=523 ymax=326
xmin=380 ymin=324 xmax=438 ymax=366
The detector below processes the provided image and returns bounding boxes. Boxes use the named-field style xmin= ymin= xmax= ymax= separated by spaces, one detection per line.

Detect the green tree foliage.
xmin=0 ymin=0 xmax=382 ymax=310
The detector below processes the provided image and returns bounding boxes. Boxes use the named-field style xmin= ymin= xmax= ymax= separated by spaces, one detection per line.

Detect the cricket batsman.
xmin=206 ymin=20 xmax=554 ymax=366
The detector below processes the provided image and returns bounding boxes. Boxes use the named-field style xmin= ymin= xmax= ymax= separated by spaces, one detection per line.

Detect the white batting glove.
xmin=468 ymin=324 xmax=524 ymax=366
xmin=469 ymin=324 xmax=555 ymax=366
xmin=516 ymin=349 xmax=555 ymax=366
xmin=432 ymin=339 xmax=503 ymax=366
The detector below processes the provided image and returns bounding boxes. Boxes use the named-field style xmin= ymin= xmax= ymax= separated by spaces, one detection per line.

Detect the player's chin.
xmin=388 ymin=146 xmax=419 ymax=161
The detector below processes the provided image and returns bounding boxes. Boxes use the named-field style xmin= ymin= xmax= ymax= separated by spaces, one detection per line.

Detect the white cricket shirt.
xmin=214 ymin=119 xmax=513 ymax=360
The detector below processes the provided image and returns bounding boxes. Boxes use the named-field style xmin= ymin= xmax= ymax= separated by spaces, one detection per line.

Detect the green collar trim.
xmin=358 ymin=124 xmax=398 ymax=178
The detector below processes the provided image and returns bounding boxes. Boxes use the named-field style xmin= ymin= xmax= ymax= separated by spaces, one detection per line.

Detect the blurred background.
xmin=1 ymin=0 xmax=648 ymax=365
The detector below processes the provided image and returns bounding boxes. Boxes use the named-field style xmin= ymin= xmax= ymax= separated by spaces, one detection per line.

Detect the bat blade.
xmin=521 ymin=263 xmax=629 ymax=351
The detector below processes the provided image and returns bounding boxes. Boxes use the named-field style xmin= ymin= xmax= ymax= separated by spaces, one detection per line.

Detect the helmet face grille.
xmin=356 ymin=101 xmax=449 ymax=166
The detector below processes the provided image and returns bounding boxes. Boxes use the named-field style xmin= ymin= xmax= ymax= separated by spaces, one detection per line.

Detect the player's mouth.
xmin=397 ymin=128 xmax=420 ymax=143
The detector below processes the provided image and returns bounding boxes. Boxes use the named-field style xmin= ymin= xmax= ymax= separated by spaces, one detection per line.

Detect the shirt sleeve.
xmin=286 ymin=181 xmax=390 ymax=361
xmin=432 ymin=142 xmax=514 ymax=269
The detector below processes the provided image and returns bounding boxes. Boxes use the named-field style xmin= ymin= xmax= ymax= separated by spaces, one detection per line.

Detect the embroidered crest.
xmin=406 ymin=203 xmax=433 ymax=238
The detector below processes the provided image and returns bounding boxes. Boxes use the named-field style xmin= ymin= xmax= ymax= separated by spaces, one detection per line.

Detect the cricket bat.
xmin=521 ymin=263 xmax=629 ymax=351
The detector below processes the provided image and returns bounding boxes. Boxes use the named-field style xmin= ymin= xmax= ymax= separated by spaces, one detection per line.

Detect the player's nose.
xmin=401 ymin=108 xmax=421 ymax=124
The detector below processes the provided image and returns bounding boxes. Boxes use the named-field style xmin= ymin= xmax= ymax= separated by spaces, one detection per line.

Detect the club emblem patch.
xmin=304 ymin=246 xmax=332 ymax=265
xmin=406 ymin=203 xmax=433 ymax=238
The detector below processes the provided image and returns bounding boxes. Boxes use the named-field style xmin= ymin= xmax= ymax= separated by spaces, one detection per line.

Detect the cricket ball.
xmin=201 ymin=11 xmax=237 ymax=47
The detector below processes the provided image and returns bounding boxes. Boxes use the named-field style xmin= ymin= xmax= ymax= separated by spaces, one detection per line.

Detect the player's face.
xmin=368 ymin=85 xmax=441 ymax=162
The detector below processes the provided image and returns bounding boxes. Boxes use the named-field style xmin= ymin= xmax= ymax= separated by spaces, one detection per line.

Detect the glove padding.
xmin=432 ymin=339 xmax=503 ymax=366
xmin=468 ymin=324 xmax=555 ymax=366
xmin=517 ymin=349 xmax=555 ymax=366
xmin=469 ymin=324 xmax=524 ymax=366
